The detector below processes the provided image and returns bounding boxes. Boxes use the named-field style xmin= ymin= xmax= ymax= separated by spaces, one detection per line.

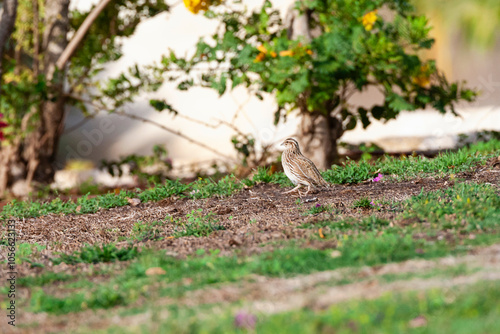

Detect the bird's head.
xmin=281 ymin=138 xmax=300 ymax=151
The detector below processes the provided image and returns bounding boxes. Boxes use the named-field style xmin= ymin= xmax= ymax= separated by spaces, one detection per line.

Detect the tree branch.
xmin=174 ymin=113 xmax=246 ymax=137
xmin=55 ymin=0 xmax=112 ymax=70
xmin=113 ymin=110 xmax=237 ymax=163
xmin=66 ymin=94 xmax=238 ymax=163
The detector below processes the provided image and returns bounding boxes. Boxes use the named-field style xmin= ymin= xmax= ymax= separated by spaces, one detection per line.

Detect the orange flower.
xmin=270 ymin=51 xmax=277 ymax=58
xmin=306 ymin=49 xmax=313 ymax=55
xmin=413 ymin=75 xmax=430 ymax=88
xmin=183 ymin=0 xmax=210 ymax=14
xmin=361 ymin=9 xmax=378 ymax=31
xmin=279 ymin=50 xmax=294 ymax=57
xmin=254 ymin=52 xmax=266 ymax=63
xmin=412 ymin=65 xmax=431 ymax=88
xmin=257 ymin=45 xmax=268 ymax=54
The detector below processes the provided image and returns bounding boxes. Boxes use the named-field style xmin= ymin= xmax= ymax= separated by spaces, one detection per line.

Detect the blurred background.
xmin=59 ymin=0 xmax=500 ymax=177
xmin=1 ymin=0 xmax=499 ymax=195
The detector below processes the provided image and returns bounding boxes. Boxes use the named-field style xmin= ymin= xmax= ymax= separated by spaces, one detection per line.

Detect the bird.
xmin=280 ymin=137 xmax=329 ymax=196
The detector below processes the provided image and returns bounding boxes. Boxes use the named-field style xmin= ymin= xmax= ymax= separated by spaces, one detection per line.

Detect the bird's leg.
xmin=297 ymin=185 xmax=312 ymax=197
xmin=304 ymin=184 xmax=317 ymax=195
xmin=302 ymin=184 xmax=313 ymax=196
xmin=283 ymin=184 xmax=302 ymax=194
xmin=306 ymin=185 xmax=311 ymax=195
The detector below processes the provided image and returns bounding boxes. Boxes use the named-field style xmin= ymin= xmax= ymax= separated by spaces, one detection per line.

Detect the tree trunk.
xmin=0 ymin=0 xmax=116 ymax=196
xmin=286 ymin=2 xmax=342 ymax=170
xmin=297 ymin=111 xmax=343 ymax=170
xmin=0 ymin=0 xmax=18 ymax=194
xmin=0 ymin=0 xmax=18 ymax=96
xmin=27 ymin=0 xmax=70 ymax=183
xmin=0 ymin=0 xmax=69 ymax=195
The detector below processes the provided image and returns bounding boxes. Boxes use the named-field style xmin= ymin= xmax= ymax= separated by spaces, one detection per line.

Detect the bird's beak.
xmin=280 ymin=141 xmax=285 ymax=147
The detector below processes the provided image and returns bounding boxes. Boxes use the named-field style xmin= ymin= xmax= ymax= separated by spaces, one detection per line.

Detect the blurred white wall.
xmin=58 ymin=0 xmax=500 ymax=171
xmin=59 ymin=0 xmax=300 ymax=172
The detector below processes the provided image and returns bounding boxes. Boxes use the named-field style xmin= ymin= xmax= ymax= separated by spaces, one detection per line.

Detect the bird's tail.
xmin=319 ymin=177 xmax=330 ymax=188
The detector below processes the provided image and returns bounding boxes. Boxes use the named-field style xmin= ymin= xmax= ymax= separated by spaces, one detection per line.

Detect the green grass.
xmin=129 ymin=220 xmax=166 ymax=242
xmin=51 ymin=243 xmax=139 ymax=265
xmin=375 ymin=263 xmax=477 ymax=285
xmin=303 ymin=182 xmax=500 ymax=236
xmin=152 ymin=281 xmax=500 ymax=333
xmin=301 ymin=215 xmax=391 ymax=232
xmin=352 ymin=197 xmax=373 ymax=208
xmin=13 ymin=242 xmax=47 ymax=265
xmin=303 ymin=203 xmax=334 ymax=215
xmin=17 ymin=272 xmax=75 ymax=288
xmin=402 ymin=182 xmax=500 ymax=232
xmin=2 ymin=139 xmax=499 ymax=220
xmin=323 ymin=139 xmax=500 ymax=184
xmin=96 ymin=264 xmax=481 ymax=333
xmin=173 ymin=209 xmax=226 ymax=238
xmin=0 ymin=175 xmax=243 ymax=220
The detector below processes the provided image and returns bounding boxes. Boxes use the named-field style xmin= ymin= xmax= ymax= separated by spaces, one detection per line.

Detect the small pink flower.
xmin=372 ymin=173 xmax=384 ymax=182
xmin=370 ymin=201 xmax=375 ymax=206
xmin=234 ymin=311 xmax=257 ymax=329
xmin=315 ymin=203 xmax=321 ymax=208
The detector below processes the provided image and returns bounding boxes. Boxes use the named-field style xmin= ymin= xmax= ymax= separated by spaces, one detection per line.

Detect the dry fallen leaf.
xmin=145 ymin=267 xmax=166 ymax=276
xmin=318 ymin=228 xmax=325 ymax=239
xmin=126 ymin=197 xmax=141 ymax=206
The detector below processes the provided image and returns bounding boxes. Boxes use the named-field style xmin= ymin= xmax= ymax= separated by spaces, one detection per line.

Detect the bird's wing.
xmin=287 ymin=156 xmax=316 ymax=186
xmin=295 ymin=155 xmax=329 ymax=187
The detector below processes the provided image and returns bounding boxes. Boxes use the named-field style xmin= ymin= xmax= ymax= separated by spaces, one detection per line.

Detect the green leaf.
xmin=149 ymin=99 xmax=178 ymax=115
xmin=370 ymin=106 xmax=385 ymax=120
xmin=387 ymin=93 xmax=415 ymax=112
xmin=219 ymin=74 xmax=227 ymax=95
xmin=177 ymin=79 xmax=194 ymax=91
xmin=345 ymin=116 xmax=357 ymax=130
xmin=357 ymin=107 xmax=371 ymax=129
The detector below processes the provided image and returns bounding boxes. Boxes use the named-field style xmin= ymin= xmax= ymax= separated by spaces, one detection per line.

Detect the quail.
xmin=281 ymin=138 xmax=329 ymax=195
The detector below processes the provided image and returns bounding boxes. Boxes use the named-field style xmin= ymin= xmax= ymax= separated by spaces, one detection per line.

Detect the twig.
xmin=66 ymin=94 xmax=239 ymax=163
xmin=56 ymin=0 xmax=112 ymax=70
xmin=176 ymin=113 xmax=246 ymax=137
xmin=113 ymin=110 xmax=237 ymax=163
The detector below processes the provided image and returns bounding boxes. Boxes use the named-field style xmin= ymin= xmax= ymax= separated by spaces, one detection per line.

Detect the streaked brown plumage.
xmin=281 ymin=138 xmax=329 ymax=195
